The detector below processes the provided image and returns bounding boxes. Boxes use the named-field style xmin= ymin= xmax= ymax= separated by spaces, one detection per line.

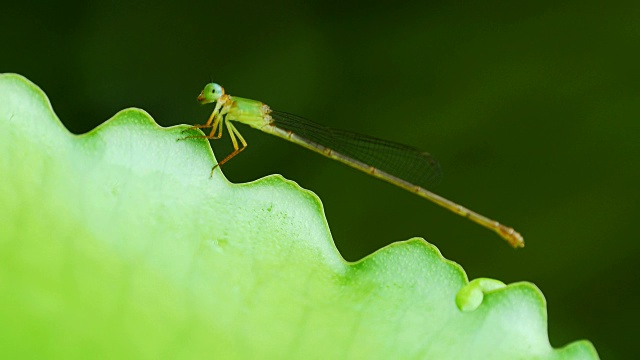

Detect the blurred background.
xmin=2 ymin=0 xmax=638 ymax=357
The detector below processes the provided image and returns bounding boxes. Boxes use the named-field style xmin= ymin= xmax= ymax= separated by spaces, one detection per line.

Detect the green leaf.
xmin=0 ymin=73 xmax=598 ymax=359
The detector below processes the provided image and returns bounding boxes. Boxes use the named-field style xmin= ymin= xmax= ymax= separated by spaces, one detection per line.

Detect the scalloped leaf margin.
xmin=0 ymin=74 xmax=598 ymax=359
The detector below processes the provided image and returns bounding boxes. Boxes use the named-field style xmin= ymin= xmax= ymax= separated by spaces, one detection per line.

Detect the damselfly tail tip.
xmin=497 ymin=225 xmax=524 ymax=248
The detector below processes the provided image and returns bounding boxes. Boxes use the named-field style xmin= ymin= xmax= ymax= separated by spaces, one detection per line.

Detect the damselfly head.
xmin=197 ymin=82 xmax=225 ymax=104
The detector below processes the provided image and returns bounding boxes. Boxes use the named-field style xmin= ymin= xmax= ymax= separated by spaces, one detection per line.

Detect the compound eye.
xmin=212 ymin=83 xmax=224 ymax=95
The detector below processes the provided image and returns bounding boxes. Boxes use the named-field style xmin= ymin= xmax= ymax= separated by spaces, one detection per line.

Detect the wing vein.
xmin=270 ymin=110 xmax=442 ymax=188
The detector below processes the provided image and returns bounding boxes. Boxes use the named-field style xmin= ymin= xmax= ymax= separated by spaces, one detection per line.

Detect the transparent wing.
xmin=270 ymin=110 xmax=442 ymax=189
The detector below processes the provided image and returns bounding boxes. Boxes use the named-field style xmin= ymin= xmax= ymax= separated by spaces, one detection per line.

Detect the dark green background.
xmin=3 ymin=1 xmax=638 ymax=358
